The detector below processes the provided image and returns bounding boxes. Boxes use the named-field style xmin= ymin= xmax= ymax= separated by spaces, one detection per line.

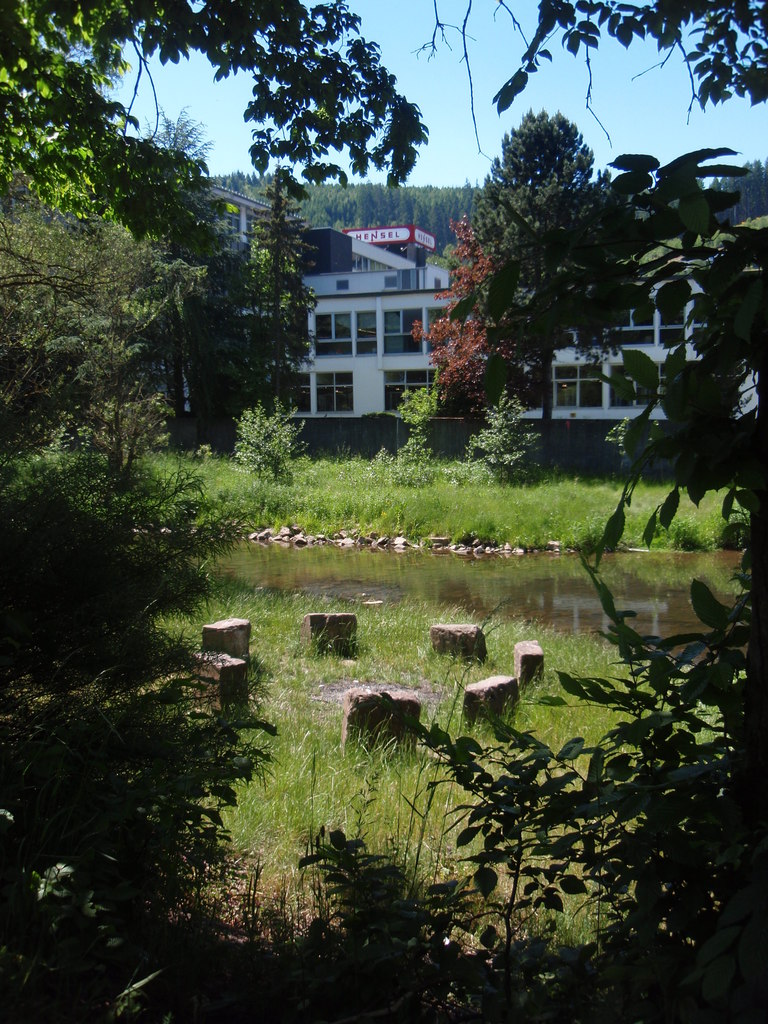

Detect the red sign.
xmin=343 ymin=224 xmax=436 ymax=252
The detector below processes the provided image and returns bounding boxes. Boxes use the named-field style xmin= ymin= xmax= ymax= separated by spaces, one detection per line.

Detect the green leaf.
xmin=700 ymin=954 xmax=736 ymax=1003
xmin=658 ymin=487 xmax=680 ymax=529
xmin=734 ymin=489 xmax=760 ymax=513
xmin=559 ymin=674 xmax=590 ymax=700
xmin=623 ymin=407 xmax=652 ymax=457
xmin=611 ymin=169 xmax=653 ymax=195
xmin=556 ymin=737 xmax=585 ymax=761
xmin=559 ymin=874 xmax=588 ymax=895
xmin=484 ymin=353 xmax=508 ymax=406
xmin=678 ymin=193 xmax=711 ymax=234
xmin=697 ymin=925 xmax=740 ymax=967
xmin=601 ymin=505 xmax=626 ymax=554
xmin=655 ymin=279 xmax=693 ymax=321
xmin=474 ymin=865 xmax=498 ymax=897
xmin=608 ymin=370 xmax=635 ymax=402
xmin=621 ymin=348 xmax=659 ymax=391
xmin=722 ymin=488 xmax=735 ymax=520
xmin=538 ymin=694 xmax=568 ymax=707
xmin=456 ymin=826 xmax=481 ymax=848
xmin=690 ymin=579 xmax=730 ymax=630
xmin=487 ymin=260 xmax=520 ymax=321
xmin=610 ymin=153 xmax=660 ymax=173
xmin=738 ymin=916 xmax=768 ymax=981
xmin=450 ymin=295 xmax=475 ymax=322
xmin=642 ymin=509 xmax=657 ymax=549
xmin=586 ymin=748 xmax=604 ymax=786
xmin=493 ymin=70 xmax=528 ymax=113
xmin=329 ymin=829 xmax=347 ymax=850
xmin=734 ymin=278 xmax=763 ymax=341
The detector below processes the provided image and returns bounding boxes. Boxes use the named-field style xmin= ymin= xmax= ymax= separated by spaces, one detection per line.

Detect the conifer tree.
xmin=472 ymin=111 xmax=610 ymax=418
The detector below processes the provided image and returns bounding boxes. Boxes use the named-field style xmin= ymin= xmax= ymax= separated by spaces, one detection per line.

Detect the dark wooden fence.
xmin=166 ymin=415 xmax=666 ymax=478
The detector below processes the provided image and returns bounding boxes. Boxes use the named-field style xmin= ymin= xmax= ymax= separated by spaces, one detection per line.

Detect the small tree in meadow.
xmin=394 ymin=384 xmax=438 ymax=486
xmin=234 ymin=401 xmax=305 ymax=481
xmin=467 ymin=394 xmax=535 ymax=483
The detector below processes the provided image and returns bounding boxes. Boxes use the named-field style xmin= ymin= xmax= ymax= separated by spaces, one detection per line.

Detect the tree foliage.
xmin=242 ymin=172 xmax=314 ymax=406
xmin=472 ymin=110 xmax=611 ymax=418
xmin=416 ymin=4 xmax=768 ymax=1017
xmin=463 ymin=142 xmax=768 ymax=1011
xmin=713 ymin=158 xmax=768 ymax=223
xmin=466 ymin=393 xmax=536 ymax=483
xmin=1 ymin=1 xmax=427 ymax=241
xmin=234 ymin=400 xmax=305 ymax=481
xmin=0 ymin=192 xmax=185 ymax=467
xmin=482 ymin=1 xmax=768 ymax=116
xmin=416 ymin=217 xmax=525 ymax=416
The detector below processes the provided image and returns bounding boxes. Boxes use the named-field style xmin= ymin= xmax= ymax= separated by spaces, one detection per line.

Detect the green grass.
xmin=178 ymin=579 xmax=624 ymax=897
xmin=158 ymin=451 xmax=736 ymax=553
xmin=157 ymin=450 xmax=736 ymax=936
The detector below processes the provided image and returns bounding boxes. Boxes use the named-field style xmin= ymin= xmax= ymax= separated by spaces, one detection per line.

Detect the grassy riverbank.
xmin=185 ymin=578 xmax=623 ymax=913
xmin=164 ymin=452 xmax=741 ymax=552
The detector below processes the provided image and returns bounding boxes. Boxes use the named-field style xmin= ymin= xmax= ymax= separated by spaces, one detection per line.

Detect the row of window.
xmin=295 ymin=369 xmax=436 ymax=414
xmin=554 ymin=363 xmax=664 ymax=409
xmin=314 ymin=308 xmax=441 ymax=357
xmin=296 ymin=362 xmax=667 ymax=415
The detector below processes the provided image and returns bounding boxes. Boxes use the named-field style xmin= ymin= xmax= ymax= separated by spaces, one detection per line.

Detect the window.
xmin=315 ymin=312 xmax=352 ymax=356
xmin=611 ymin=310 xmax=655 ymax=346
xmin=294 ymin=374 xmax=311 ymax=413
xmin=335 ymin=279 xmax=350 ymax=291
xmin=609 ymin=362 xmax=661 ymax=407
xmin=384 ymin=309 xmax=422 ymax=354
xmin=384 ymin=369 xmax=435 ymax=411
xmin=554 ymin=364 xmax=603 ymax=409
xmin=423 ymin=307 xmax=444 ymax=353
xmin=316 ymin=372 xmax=353 ymax=412
xmin=356 ymin=311 xmax=377 ymax=355
xmin=658 ymin=310 xmax=686 ymax=346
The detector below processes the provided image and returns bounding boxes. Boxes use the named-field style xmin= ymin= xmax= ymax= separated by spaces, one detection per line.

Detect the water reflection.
xmin=217 ymin=544 xmax=742 ymax=636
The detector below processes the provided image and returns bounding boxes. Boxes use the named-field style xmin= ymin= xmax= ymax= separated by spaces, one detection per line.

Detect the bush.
xmin=466 ymin=395 xmax=536 ymax=483
xmin=415 ymin=556 xmax=764 ymax=1021
xmin=393 ymin=387 xmax=438 ymax=487
xmin=234 ymin=401 xmax=305 ymax=481
xmin=0 ymin=452 xmax=272 ymax=1020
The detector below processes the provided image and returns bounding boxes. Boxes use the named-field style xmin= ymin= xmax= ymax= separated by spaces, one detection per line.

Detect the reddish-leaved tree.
xmin=414 ymin=217 xmax=538 ymax=416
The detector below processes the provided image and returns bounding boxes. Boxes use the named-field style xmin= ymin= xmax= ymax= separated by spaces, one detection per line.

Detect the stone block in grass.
xmin=193 ymin=651 xmax=248 ymax=701
xmin=463 ymin=675 xmax=519 ymax=723
xmin=514 ymin=640 xmax=544 ymax=686
xmin=430 ymin=623 xmax=487 ymax=662
xmin=202 ymin=617 xmax=251 ymax=659
xmin=301 ymin=612 xmax=357 ymax=656
xmin=341 ymin=687 xmax=421 ymax=747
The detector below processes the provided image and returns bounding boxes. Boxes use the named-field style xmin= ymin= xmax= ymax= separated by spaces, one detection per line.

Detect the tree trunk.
xmin=744 ymin=350 xmax=768 ymax=823
xmin=540 ymin=355 xmax=553 ymax=421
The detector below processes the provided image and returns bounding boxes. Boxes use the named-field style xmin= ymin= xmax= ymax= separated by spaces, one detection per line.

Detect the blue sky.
xmin=116 ymin=2 xmax=768 ymax=187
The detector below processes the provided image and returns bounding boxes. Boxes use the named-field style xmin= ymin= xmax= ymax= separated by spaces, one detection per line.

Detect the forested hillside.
xmin=712 ymin=158 xmax=768 ymax=222
xmin=216 ymin=171 xmax=478 ymax=256
xmin=217 ymin=158 xmax=768 ymax=256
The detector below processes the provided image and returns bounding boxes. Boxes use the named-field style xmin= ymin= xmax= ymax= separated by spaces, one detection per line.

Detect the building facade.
xmin=298 ymin=226 xmax=450 ymax=416
xmin=213 ymin=186 xmax=700 ymax=422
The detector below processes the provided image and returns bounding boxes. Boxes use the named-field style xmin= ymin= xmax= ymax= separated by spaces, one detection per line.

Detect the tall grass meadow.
xmin=165 ymin=451 xmax=732 ymax=552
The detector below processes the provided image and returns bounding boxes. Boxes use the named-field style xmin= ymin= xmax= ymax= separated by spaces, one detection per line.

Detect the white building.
xmin=298 ymin=226 xmax=450 ymax=416
xmin=545 ymin=304 xmax=698 ymax=420
xmin=213 ymin=186 xmax=699 ymax=421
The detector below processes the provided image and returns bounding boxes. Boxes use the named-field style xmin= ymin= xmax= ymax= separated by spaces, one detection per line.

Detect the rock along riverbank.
xmin=246 ymin=524 xmax=572 ymax=558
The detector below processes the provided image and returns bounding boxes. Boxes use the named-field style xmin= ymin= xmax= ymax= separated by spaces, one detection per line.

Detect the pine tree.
xmin=472 ymin=110 xmax=610 ymax=418
xmin=244 ymin=171 xmax=313 ymax=406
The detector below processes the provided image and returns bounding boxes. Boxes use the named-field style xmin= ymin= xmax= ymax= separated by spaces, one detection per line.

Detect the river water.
xmin=217 ymin=543 xmax=743 ymax=637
